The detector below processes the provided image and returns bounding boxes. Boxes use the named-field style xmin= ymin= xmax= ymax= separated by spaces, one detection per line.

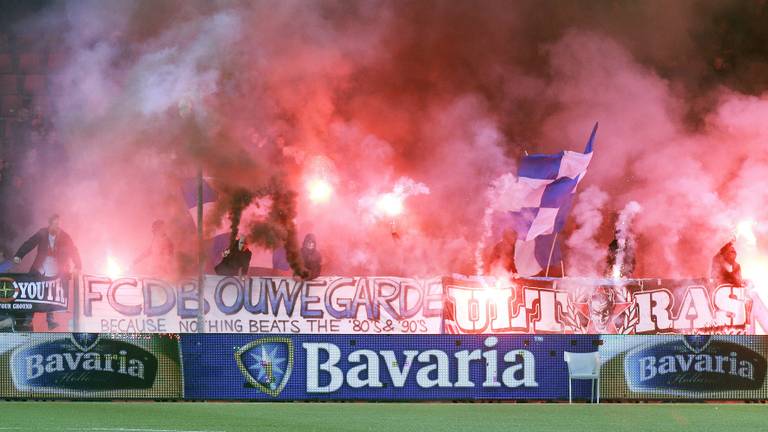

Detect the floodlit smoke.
xmin=3 ymin=0 xmax=768 ymax=278
xmin=566 ymin=186 xmax=609 ymax=277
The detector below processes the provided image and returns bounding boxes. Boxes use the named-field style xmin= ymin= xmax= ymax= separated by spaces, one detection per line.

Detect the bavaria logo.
xmin=625 ymin=336 xmax=767 ymax=393
xmin=10 ymin=334 xmax=158 ymax=392
xmin=302 ymin=337 xmax=539 ymax=393
xmin=236 ymin=337 xmax=294 ymax=397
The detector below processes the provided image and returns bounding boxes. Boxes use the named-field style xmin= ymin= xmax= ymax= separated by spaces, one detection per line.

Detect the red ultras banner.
xmin=443 ymin=276 xmax=755 ymax=335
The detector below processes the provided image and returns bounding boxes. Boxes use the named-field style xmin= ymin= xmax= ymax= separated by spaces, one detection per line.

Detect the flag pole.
xmin=196 ymin=167 xmax=205 ymax=334
xmin=72 ymin=274 xmax=80 ymax=332
xmin=545 ymin=233 xmax=558 ymax=277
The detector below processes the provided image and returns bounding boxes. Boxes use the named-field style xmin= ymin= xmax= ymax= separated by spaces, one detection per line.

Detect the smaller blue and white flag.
xmin=0 ymin=260 xmax=12 ymax=273
xmin=180 ymin=178 xmax=231 ymax=267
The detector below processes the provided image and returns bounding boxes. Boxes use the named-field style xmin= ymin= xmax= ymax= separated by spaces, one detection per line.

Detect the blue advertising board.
xmin=181 ymin=334 xmax=600 ymax=400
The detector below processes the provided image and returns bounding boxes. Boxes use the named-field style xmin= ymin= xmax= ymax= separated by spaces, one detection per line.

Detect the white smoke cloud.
xmin=566 ymin=186 xmax=609 ymax=277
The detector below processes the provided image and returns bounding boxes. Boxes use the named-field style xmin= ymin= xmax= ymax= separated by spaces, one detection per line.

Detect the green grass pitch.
xmin=0 ymin=402 xmax=765 ymax=432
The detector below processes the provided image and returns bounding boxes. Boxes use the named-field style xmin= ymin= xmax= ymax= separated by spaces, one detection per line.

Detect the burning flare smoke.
xmin=6 ymin=1 xmax=768 ymax=279
xmin=224 ymin=187 xmax=253 ymax=246
xmin=610 ymin=201 xmax=642 ymax=279
xmin=247 ymin=177 xmax=307 ymax=279
xmin=566 ymin=186 xmax=609 ymax=277
xmin=212 ymin=178 xmax=308 ymax=278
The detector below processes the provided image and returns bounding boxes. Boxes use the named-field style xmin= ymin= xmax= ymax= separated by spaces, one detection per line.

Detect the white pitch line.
xmin=2 ymin=427 xmax=224 ymax=432
xmin=75 ymin=429 xmax=225 ymax=432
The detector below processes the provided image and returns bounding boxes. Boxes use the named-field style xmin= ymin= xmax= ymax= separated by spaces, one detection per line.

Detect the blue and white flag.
xmin=503 ymin=123 xmax=598 ymax=276
xmin=180 ymin=178 xmax=230 ymax=268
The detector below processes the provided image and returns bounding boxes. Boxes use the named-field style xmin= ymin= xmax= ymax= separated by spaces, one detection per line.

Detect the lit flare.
xmin=736 ymin=219 xmax=757 ymax=246
xmin=376 ymin=193 xmax=404 ymax=217
xmin=106 ymin=255 xmax=123 ymax=279
xmin=735 ymin=219 xmax=767 ymax=287
xmin=307 ymin=178 xmax=333 ymax=203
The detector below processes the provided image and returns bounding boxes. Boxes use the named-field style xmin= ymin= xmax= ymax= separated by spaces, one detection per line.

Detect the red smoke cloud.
xmin=4 ymin=0 xmax=768 ymax=279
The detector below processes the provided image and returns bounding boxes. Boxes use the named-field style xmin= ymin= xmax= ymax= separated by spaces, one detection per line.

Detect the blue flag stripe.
xmin=584 ymin=122 xmax=598 ymax=154
xmin=517 ymin=154 xmax=563 ymax=180
xmin=181 ymin=178 xmax=218 ymax=209
xmin=540 ymin=177 xmax=578 ymax=208
xmin=534 ymin=233 xmax=561 ymax=269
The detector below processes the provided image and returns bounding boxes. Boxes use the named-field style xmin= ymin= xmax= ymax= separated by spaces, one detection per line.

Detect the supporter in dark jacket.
xmin=12 ymin=214 xmax=81 ymax=330
xmin=301 ymin=233 xmax=322 ymax=280
xmin=215 ymin=237 xmax=252 ymax=277
xmin=13 ymin=214 xmax=81 ymax=276
xmin=711 ymin=241 xmax=744 ymax=286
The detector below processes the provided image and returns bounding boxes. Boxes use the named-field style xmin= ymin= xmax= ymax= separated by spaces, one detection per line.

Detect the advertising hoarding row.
xmin=0 ymin=333 xmax=766 ymax=400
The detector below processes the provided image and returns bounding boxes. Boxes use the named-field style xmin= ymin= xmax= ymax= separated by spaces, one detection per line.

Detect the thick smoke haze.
xmin=3 ymin=0 xmax=768 ymax=278
xmin=566 ymin=186 xmax=609 ymax=277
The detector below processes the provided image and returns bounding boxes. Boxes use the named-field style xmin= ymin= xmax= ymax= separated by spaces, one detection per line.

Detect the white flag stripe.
xmin=557 ymin=150 xmax=592 ymax=179
xmin=514 ymin=239 xmax=542 ymax=276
